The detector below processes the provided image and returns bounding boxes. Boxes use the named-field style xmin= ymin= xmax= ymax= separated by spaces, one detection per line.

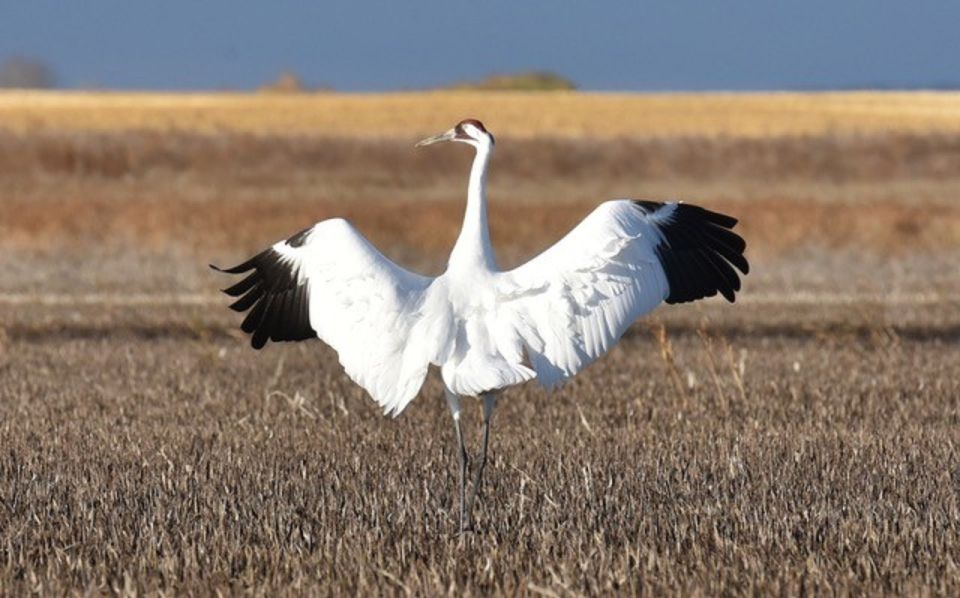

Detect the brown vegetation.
xmin=1 ymin=304 xmax=958 ymax=594
xmin=1 ymin=130 xmax=958 ymax=263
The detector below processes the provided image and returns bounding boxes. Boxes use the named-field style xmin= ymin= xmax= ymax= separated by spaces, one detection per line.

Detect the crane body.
xmin=214 ymin=119 xmax=749 ymax=531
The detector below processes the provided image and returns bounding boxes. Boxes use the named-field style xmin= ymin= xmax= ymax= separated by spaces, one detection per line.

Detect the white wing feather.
xmin=225 ymin=218 xmax=438 ymax=415
xmin=496 ymin=201 xmax=672 ymax=388
xmin=289 ymin=219 xmax=440 ymax=414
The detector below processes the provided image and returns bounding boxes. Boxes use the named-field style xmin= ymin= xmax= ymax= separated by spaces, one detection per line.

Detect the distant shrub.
xmin=258 ymin=71 xmax=308 ymax=94
xmin=0 ymin=56 xmax=56 ymax=89
xmin=447 ymin=71 xmax=577 ymax=91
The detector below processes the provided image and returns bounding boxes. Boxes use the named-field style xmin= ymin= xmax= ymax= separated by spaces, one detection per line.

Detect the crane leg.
xmin=454 ymin=417 xmax=470 ymax=532
xmin=467 ymin=393 xmax=497 ymax=516
xmin=446 ymin=389 xmax=471 ymax=533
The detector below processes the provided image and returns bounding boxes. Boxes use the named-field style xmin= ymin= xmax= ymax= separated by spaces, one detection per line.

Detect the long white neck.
xmin=448 ymin=142 xmax=496 ymax=272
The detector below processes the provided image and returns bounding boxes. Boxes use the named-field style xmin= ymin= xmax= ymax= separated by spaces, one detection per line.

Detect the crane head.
xmin=416 ymin=119 xmax=495 ymax=149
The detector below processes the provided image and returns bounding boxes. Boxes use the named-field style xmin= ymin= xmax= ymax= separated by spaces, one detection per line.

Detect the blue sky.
xmin=3 ymin=1 xmax=958 ymax=91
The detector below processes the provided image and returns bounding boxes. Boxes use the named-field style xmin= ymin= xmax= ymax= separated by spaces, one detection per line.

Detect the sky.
xmin=2 ymin=1 xmax=959 ymax=92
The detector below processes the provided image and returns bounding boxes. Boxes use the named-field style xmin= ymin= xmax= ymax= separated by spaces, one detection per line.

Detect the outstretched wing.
xmin=212 ymin=218 xmax=436 ymax=414
xmin=497 ymin=200 xmax=749 ymax=388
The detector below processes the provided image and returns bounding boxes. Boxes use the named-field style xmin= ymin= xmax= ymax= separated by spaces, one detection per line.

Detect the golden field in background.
xmin=2 ymin=90 xmax=960 ymax=138
xmin=1 ymin=89 xmax=959 ymax=291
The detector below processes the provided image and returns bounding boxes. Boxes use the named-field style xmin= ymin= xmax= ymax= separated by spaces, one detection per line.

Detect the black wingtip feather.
xmin=212 ymin=244 xmax=316 ymax=348
xmin=222 ymin=271 xmax=259 ymax=297
xmin=210 ymin=252 xmax=265 ymax=275
xmin=229 ymin=283 xmax=263 ymax=312
xmin=697 ymin=206 xmax=739 ymax=229
xmin=633 ymin=201 xmax=749 ymax=304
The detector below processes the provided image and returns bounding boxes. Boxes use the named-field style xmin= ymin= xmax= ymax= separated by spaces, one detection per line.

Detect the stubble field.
xmin=1 ymin=91 xmax=959 ymax=594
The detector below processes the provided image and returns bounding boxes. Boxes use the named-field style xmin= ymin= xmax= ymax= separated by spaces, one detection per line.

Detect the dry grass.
xmin=1 ymin=304 xmax=959 ymax=595
xmin=2 ymin=91 xmax=960 ymax=138
xmin=1 ymin=131 xmax=959 ymax=266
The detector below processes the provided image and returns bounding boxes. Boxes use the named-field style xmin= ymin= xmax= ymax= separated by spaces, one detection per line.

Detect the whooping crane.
xmin=213 ymin=119 xmax=749 ymax=532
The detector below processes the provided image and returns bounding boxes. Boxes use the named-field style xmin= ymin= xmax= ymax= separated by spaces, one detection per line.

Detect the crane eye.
xmin=454 ymin=124 xmax=473 ymax=140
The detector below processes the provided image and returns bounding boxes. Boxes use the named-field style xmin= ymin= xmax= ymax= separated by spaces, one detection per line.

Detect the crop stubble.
xmin=0 ymin=304 xmax=958 ymax=594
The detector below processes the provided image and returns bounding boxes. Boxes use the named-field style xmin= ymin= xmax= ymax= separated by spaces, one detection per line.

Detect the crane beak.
xmin=415 ymin=129 xmax=456 ymax=147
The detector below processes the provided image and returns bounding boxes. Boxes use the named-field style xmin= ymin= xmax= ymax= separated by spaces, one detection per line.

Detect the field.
xmin=1 ymin=91 xmax=959 ymax=594
xmin=3 ymin=90 xmax=960 ymax=138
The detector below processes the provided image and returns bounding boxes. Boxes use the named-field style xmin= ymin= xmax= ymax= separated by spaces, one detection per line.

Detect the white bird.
xmin=213 ymin=119 xmax=749 ymax=532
